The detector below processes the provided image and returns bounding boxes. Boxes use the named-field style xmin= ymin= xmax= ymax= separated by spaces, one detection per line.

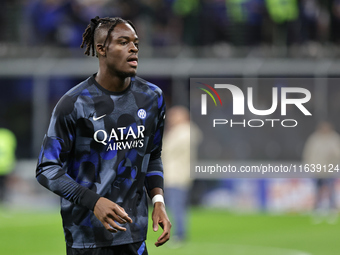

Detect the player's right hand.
xmin=93 ymin=197 xmax=133 ymax=233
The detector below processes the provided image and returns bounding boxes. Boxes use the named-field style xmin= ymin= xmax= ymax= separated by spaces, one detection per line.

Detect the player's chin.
xmin=128 ymin=69 xmax=137 ymax=77
xmin=117 ymin=69 xmax=137 ymax=78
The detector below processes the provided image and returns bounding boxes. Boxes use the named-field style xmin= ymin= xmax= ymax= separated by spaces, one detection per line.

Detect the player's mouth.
xmin=127 ymin=55 xmax=138 ymax=67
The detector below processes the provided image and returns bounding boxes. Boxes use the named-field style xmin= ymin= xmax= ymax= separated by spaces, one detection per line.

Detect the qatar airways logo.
xmin=93 ymin=125 xmax=145 ymax=151
xmin=199 ymin=83 xmax=312 ymax=128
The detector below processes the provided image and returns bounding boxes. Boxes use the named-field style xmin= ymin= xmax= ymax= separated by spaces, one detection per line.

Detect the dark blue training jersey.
xmin=36 ymin=75 xmax=165 ymax=248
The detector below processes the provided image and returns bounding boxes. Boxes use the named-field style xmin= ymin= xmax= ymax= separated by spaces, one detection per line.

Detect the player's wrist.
xmin=152 ymin=194 xmax=165 ymax=207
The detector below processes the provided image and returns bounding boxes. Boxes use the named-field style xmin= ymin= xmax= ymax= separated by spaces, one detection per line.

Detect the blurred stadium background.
xmin=1 ymin=0 xmax=340 ymax=254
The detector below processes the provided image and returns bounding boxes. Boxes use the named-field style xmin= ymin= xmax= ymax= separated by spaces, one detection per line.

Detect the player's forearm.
xmin=36 ymin=164 xmax=101 ymax=210
xmin=149 ymin=187 xmax=164 ymax=199
xmin=145 ymin=157 xmax=164 ymax=193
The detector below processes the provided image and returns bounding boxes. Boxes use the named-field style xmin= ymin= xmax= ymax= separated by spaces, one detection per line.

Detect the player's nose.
xmin=129 ymin=42 xmax=138 ymax=53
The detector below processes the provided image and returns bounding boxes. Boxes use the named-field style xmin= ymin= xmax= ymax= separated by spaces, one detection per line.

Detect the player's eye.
xmin=134 ymin=43 xmax=139 ymax=48
xmin=120 ymin=41 xmax=128 ymax=45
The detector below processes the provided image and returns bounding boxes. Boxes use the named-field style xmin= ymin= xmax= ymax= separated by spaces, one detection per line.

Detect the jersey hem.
xmin=66 ymin=237 xmax=146 ymax=249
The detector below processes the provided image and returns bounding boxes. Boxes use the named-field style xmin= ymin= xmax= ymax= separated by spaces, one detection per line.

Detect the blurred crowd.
xmin=2 ymin=0 xmax=340 ymax=50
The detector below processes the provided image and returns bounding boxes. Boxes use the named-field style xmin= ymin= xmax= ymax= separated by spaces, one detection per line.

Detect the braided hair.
xmin=80 ymin=16 xmax=137 ymax=57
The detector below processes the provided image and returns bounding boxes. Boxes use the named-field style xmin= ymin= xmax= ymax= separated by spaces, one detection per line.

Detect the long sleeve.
xmin=144 ymin=91 xmax=166 ymax=193
xmin=36 ymin=95 xmax=101 ymax=211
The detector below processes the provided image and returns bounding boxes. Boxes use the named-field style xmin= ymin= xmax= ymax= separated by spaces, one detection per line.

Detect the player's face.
xmin=105 ymin=23 xmax=139 ymax=77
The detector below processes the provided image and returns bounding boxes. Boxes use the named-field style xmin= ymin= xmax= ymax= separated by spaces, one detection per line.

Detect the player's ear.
xmin=96 ymin=43 xmax=106 ymax=57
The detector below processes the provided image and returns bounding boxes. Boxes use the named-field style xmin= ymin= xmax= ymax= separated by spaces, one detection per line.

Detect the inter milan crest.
xmin=137 ymin=109 xmax=147 ymax=119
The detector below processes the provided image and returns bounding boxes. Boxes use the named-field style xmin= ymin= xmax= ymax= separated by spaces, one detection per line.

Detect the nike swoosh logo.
xmin=93 ymin=114 xmax=106 ymax=121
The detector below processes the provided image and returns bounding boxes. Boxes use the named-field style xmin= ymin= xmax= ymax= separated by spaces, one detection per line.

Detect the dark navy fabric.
xmin=66 ymin=240 xmax=148 ymax=255
xmin=36 ymin=75 xmax=165 ymax=248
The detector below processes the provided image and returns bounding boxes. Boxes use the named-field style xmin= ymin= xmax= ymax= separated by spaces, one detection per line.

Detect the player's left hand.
xmin=152 ymin=202 xmax=171 ymax=247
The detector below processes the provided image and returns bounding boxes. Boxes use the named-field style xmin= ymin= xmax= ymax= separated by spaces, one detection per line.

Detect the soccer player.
xmin=36 ymin=16 xmax=171 ymax=255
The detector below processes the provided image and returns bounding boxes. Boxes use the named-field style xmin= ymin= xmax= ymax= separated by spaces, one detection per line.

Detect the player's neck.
xmin=95 ymin=70 xmax=131 ymax=92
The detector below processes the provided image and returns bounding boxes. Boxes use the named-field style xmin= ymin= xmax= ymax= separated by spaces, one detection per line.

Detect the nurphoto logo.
xmin=198 ymin=82 xmax=312 ymax=128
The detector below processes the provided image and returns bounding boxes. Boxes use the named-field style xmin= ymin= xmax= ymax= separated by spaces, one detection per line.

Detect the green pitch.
xmin=0 ymin=207 xmax=339 ymax=255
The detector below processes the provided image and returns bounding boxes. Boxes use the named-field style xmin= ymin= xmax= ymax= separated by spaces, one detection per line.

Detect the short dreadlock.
xmin=80 ymin=16 xmax=137 ymax=57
